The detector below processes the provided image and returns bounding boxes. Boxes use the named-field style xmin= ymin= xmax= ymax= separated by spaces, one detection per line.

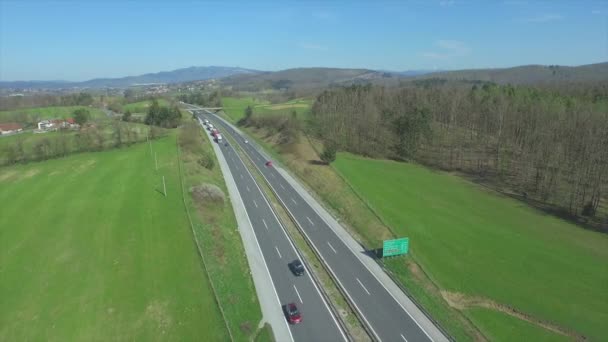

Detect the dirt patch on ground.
xmin=265 ymin=104 xmax=309 ymax=110
xmin=75 ymin=160 xmax=96 ymax=173
xmin=210 ymin=223 xmax=226 ymax=265
xmin=441 ymin=291 xmax=586 ymax=341
xmin=190 ymin=184 xmax=225 ymax=205
xmin=0 ymin=169 xmax=18 ymax=182
xmin=144 ymin=300 xmax=173 ymax=333
xmin=21 ymin=169 xmax=40 ymax=179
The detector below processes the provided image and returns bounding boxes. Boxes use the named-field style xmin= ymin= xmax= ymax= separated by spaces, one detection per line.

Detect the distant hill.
xmin=0 ymin=66 xmax=261 ymax=89
xmin=414 ymin=62 xmax=608 ymax=84
xmin=220 ymin=67 xmax=395 ymax=91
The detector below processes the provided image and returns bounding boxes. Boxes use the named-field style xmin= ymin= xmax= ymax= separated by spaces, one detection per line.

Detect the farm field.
xmin=333 ymin=152 xmax=608 ymax=341
xmin=123 ymin=99 xmax=170 ymax=113
xmin=0 ymin=106 xmax=106 ymax=123
xmin=221 ymin=97 xmax=311 ymax=122
xmin=0 ymin=135 xmax=229 ymax=341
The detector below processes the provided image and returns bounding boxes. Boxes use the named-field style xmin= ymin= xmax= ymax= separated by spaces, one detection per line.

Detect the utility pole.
xmin=155 ymin=152 xmax=158 ymax=171
xmin=162 ymin=176 xmax=167 ymax=197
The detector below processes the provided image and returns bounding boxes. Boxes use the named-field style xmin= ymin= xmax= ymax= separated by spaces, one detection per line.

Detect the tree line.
xmin=310 ymin=83 xmax=608 ymax=228
xmin=177 ymin=91 xmax=222 ymax=107
xmin=0 ymin=92 xmax=94 ymax=111
xmin=1 ymin=123 xmax=166 ymax=166
xmin=144 ymin=99 xmax=182 ymax=128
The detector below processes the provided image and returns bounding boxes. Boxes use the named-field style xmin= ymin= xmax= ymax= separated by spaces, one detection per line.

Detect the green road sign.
xmin=382 ymin=238 xmax=409 ymax=257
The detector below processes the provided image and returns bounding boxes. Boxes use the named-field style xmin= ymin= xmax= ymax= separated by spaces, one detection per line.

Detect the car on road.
xmin=284 ymin=303 xmax=302 ymax=324
xmin=265 ymin=161 xmax=273 ymax=167
xmin=215 ymin=134 xmax=223 ymax=142
xmin=289 ymin=259 xmax=305 ymax=276
xmin=207 ymin=124 xmax=213 ymax=131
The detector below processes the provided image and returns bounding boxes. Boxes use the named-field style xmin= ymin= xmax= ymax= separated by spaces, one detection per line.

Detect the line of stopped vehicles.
xmin=201 ymin=117 xmax=299 ymax=323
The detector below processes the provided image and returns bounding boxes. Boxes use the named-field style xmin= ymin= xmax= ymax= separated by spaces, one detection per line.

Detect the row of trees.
xmin=1 ymin=123 xmax=166 ymax=166
xmin=311 ymin=83 xmax=608 ymax=226
xmin=177 ymin=91 xmax=222 ymax=107
xmin=238 ymin=106 xmax=300 ymax=145
xmin=0 ymin=92 xmax=95 ymax=111
xmin=144 ymin=100 xmax=182 ymax=128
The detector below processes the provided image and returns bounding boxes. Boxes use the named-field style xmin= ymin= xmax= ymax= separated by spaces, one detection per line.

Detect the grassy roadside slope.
xmin=334 ymin=152 xmax=608 ymax=341
xmin=0 ymin=135 xmax=228 ymax=341
xmin=177 ymin=121 xmax=264 ymax=341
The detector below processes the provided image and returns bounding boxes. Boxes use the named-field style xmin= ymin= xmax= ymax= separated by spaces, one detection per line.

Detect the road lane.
xmin=192 ymin=112 xmax=347 ymax=342
xmin=200 ymin=109 xmax=437 ymax=342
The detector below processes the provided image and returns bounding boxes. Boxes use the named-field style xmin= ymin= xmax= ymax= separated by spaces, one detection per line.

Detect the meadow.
xmin=0 ymin=135 xmax=229 ymax=341
xmin=333 ymin=153 xmax=608 ymax=341
xmin=123 ymin=99 xmax=170 ymax=114
xmin=221 ymin=97 xmax=311 ymax=122
xmin=0 ymin=106 xmax=106 ymax=123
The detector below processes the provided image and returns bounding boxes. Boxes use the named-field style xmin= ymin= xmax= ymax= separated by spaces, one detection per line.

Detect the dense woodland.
xmin=143 ymin=99 xmax=182 ymax=128
xmin=311 ymin=82 xmax=608 ymax=229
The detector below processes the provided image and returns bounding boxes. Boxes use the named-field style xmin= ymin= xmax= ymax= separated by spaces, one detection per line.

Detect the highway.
xmin=191 ymin=105 xmax=438 ymax=342
xmin=190 ymin=109 xmax=347 ymax=342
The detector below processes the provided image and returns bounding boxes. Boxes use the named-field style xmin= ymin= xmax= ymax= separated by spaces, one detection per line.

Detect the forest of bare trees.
xmin=311 ymin=82 xmax=608 ymax=229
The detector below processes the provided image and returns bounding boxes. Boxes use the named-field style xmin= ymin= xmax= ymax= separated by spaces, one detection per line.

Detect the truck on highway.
xmin=215 ymin=134 xmax=223 ymax=142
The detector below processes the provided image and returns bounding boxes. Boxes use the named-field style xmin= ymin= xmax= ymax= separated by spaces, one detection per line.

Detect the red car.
xmin=265 ymin=161 xmax=273 ymax=167
xmin=285 ymin=303 xmax=302 ymax=324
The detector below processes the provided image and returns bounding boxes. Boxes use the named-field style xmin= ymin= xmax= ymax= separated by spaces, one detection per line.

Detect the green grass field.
xmin=123 ymin=99 xmax=170 ymax=114
xmin=221 ymin=97 xmax=312 ymax=122
xmin=221 ymin=97 xmax=269 ymax=122
xmin=0 ymin=136 xmax=229 ymax=341
xmin=333 ymin=152 xmax=608 ymax=341
xmin=466 ymin=308 xmax=569 ymax=342
xmin=0 ymin=106 xmax=106 ymax=123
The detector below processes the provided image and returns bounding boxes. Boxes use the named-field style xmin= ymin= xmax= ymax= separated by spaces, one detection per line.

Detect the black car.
xmin=289 ymin=259 xmax=305 ymax=276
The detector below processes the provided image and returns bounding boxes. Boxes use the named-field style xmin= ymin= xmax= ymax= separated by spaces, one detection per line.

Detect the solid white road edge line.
xmin=356 ymin=278 xmax=371 ymax=295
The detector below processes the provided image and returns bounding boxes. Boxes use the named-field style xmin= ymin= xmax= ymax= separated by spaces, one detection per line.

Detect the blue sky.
xmin=1 ymin=0 xmax=606 ymax=81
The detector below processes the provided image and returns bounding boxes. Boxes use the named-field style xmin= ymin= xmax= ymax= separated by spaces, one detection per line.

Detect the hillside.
xmin=0 ymin=66 xmax=261 ymax=89
xmin=220 ymin=67 xmax=394 ymax=91
xmin=414 ymin=62 xmax=608 ymax=84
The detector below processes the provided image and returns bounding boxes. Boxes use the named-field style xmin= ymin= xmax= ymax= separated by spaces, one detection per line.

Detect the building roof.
xmin=0 ymin=122 xmax=23 ymax=131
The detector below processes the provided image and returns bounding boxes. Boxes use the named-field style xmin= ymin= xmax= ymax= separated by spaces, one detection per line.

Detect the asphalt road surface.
xmin=194 ymin=107 xmax=436 ymax=342
xmin=191 ymin=110 xmax=347 ymax=342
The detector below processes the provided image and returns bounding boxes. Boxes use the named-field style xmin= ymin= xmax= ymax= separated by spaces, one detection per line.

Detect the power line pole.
xmin=162 ymin=175 xmax=167 ymax=197
xmin=148 ymin=133 xmax=152 ymax=155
